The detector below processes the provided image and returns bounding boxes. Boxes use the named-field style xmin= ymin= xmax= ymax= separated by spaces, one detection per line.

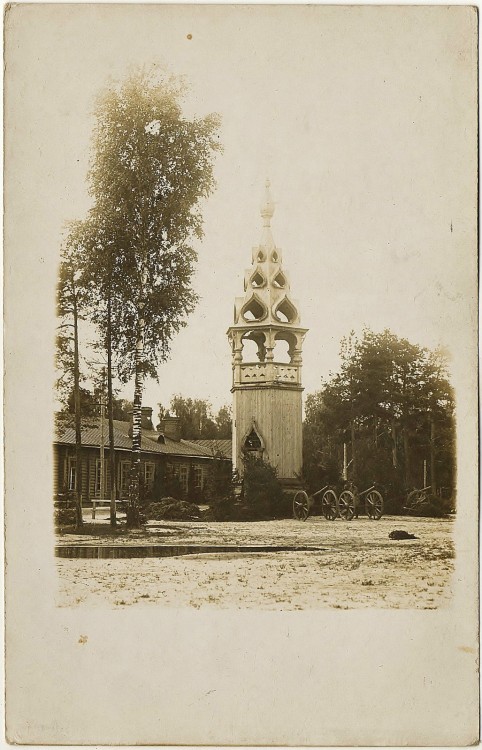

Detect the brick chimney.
xmin=160 ymin=415 xmax=181 ymax=442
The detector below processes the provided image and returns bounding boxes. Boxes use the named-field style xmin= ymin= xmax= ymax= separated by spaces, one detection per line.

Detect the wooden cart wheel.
xmin=293 ymin=490 xmax=310 ymax=521
xmin=337 ymin=490 xmax=355 ymax=520
xmin=321 ymin=489 xmax=338 ymax=520
xmin=405 ymin=489 xmax=421 ymax=515
xmin=365 ymin=490 xmax=384 ymax=520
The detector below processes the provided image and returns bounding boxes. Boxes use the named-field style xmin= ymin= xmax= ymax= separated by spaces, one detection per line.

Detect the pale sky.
xmin=6 ymin=5 xmax=477 ymax=416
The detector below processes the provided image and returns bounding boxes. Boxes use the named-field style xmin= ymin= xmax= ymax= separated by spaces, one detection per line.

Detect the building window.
xmin=144 ymin=462 xmax=155 ymax=489
xmin=180 ymin=466 xmax=189 ymax=493
xmin=193 ymin=465 xmax=204 ymax=490
xmin=171 ymin=463 xmax=189 ymax=494
xmin=94 ymin=459 xmax=108 ymax=497
xmin=67 ymin=457 xmax=76 ymax=491
xmin=120 ymin=461 xmax=131 ymax=494
xmin=118 ymin=461 xmax=155 ymax=496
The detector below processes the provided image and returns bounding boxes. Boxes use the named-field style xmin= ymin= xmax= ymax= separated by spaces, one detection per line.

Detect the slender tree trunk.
xmin=106 ymin=297 xmax=117 ymax=527
xmin=430 ymin=414 xmax=437 ymax=494
xmin=391 ymin=418 xmax=398 ymax=469
xmin=402 ymin=425 xmax=411 ymax=488
xmin=72 ymin=291 xmax=83 ymax=529
xmin=127 ymin=308 xmax=145 ymax=528
xmin=350 ymin=420 xmax=356 ymax=478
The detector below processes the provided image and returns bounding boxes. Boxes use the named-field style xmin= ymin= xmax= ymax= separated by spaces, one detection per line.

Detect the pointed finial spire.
xmin=260 ymin=179 xmax=275 ymax=227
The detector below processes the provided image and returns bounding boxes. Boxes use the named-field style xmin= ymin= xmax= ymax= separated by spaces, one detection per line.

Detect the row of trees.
xmin=56 ymin=67 xmax=221 ymax=528
xmin=157 ymin=396 xmax=232 ymax=439
xmin=57 ymin=388 xmax=133 ymax=423
xmin=303 ymin=329 xmax=455 ymax=512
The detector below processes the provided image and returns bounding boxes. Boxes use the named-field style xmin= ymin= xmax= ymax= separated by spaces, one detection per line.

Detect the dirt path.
xmin=56 ymin=516 xmax=454 ymax=609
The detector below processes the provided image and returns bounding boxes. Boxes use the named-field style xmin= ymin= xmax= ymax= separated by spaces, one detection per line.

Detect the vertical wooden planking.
xmin=234 ymin=385 xmax=302 ymax=480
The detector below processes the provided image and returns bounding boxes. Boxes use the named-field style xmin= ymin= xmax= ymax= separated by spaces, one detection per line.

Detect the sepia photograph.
xmin=4 ymin=4 xmax=478 ymax=745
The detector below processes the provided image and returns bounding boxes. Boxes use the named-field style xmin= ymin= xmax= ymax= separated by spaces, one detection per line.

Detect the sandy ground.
xmin=56 ymin=515 xmax=454 ymax=609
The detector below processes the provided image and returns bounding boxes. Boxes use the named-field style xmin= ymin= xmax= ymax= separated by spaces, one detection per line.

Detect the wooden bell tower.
xmin=227 ymin=181 xmax=308 ymax=487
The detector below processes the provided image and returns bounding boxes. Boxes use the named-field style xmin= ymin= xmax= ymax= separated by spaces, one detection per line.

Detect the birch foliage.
xmin=87 ymin=69 xmax=221 ymax=380
xmin=85 ymin=68 xmax=221 ymax=525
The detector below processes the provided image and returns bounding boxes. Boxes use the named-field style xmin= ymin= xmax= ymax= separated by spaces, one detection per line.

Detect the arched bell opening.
xmin=273 ymin=297 xmax=298 ymax=324
xmin=271 ymin=250 xmax=279 ymax=262
xmin=257 ymin=249 xmax=266 ymax=262
xmin=241 ymin=294 xmax=268 ymax=323
xmin=249 ymin=268 xmax=266 ymax=289
xmin=272 ymin=339 xmax=291 ymax=363
xmin=272 ymin=270 xmax=287 ymax=289
xmin=241 ymin=330 xmax=267 ymax=363
xmin=274 ymin=330 xmax=298 ymax=364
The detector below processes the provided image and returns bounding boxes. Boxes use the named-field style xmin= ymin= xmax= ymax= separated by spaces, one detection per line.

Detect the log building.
xmin=54 ymin=408 xmax=231 ymax=505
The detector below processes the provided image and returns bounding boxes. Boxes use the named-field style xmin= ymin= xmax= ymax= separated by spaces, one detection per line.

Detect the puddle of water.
xmin=55 ymin=544 xmax=327 ymax=560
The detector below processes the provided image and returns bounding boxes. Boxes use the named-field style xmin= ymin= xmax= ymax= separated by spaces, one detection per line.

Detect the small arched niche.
xmin=257 ymin=249 xmax=266 ymax=262
xmin=272 ymin=271 xmax=287 ymax=289
xmin=271 ymin=250 xmax=279 ymax=262
xmin=244 ymin=428 xmax=262 ymax=451
xmin=250 ymin=269 xmax=266 ymax=289
xmin=242 ymin=422 xmax=265 ymax=459
xmin=273 ymin=297 xmax=298 ymax=324
xmin=241 ymin=294 xmax=267 ymax=323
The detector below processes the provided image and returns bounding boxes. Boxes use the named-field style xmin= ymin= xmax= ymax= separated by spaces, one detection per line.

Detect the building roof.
xmin=55 ymin=418 xmax=223 ymax=460
xmin=186 ymin=439 xmax=232 ymax=460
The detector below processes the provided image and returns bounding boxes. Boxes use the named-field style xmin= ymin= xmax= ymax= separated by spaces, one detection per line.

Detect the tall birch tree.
xmin=87 ymin=68 xmax=221 ymax=527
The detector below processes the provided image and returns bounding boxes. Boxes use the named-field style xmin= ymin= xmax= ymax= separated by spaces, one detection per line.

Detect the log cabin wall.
xmin=54 ymin=445 xmax=218 ymax=504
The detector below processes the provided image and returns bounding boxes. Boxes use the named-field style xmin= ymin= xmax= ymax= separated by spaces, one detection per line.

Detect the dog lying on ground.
xmin=389 ymin=530 xmax=418 ymax=540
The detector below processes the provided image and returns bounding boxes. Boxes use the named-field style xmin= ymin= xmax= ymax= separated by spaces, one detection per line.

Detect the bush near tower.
xmin=240 ymin=454 xmax=283 ymax=520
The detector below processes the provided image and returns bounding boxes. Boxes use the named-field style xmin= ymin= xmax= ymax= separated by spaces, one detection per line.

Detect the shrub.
xmin=146 ymin=497 xmax=200 ymax=521
xmin=55 ymin=507 xmax=76 ymax=528
xmin=204 ymin=453 xmax=236 ymax=520
xmin=241 ymin=454 xmax=283 ymax=520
